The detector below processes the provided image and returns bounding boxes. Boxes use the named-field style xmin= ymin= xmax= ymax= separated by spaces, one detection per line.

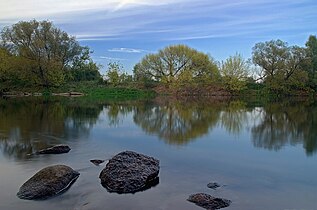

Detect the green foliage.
xmin=106 ymin=62 xmax=132 ymax=86
xmin=133 ymin=44 xmax=219 ymax=86
xmin=0 ymin=48 xmax=12 ymax=82
xmin=106 ymin=62 xmax=122 ymax=86
xmin=0 ymin=47 xmax=33 ymax=90
xmin=66 ymin=47 xmax=101 ymax=82
xmin=0 ymin=20 xmax=101 ymax=90
xmin=252 ymin=39 xmax=308 ymax=94
xmin=306 ymin=35 xmax=317 ymax=90
xmin=220 ymin=53 xmax=249 ymax=92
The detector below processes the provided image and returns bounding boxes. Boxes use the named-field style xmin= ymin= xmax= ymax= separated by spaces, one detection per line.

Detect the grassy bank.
xmin=2 ymin=80 xmax=315 ymax=100
xmin=1 ymin=81 xmax=156 ymax=100
xmin=52 ymin=81 xmax=156 ymax=100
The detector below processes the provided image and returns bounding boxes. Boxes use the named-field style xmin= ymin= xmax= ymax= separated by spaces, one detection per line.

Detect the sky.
xmin=0 ymin=0 xmax=317 ymax=74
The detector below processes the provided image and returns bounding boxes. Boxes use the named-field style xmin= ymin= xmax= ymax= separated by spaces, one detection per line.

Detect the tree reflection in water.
xmin=133 ymin=97 xmax=317 ymax=155
xmin=133 ymin=99 xmax=223 ymax=145
xmin=0 ymin=97 xmax=103 ymax=160
xmin=1 ymin=97 xmax=316 ymax=158
xmin=219 ymin=100 xmax=250 ymax=135
xmin=251 ymin=100 xmax=317 ymax=156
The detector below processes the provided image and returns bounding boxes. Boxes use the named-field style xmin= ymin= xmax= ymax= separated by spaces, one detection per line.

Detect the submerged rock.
xmin=36 ymin=144 xmax=71 ymax=154
xmin=17 ymin=165 xmax=79 ymax=200
xmin=90 ymin=159 xmax=105 ymax=166
xmin=207 ymin=182 xmax=221 ymax=190
xmin=187 ymin=193 xmax=231 ymax=210
xmin=99 ymin=151 xmax=160 ymax=193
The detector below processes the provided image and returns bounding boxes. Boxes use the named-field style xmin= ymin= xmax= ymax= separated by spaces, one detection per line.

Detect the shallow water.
xmin=0 ymin=97 xmax=316 ymax=210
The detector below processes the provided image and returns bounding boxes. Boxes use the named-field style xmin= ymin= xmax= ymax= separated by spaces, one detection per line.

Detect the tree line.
xmin=1 ymin=20 xmax=317 ymax=95
xmin=107 ymin=36 xmax=317 ymax=95
xmin=130 ymin=37 xmax=317 ymax=94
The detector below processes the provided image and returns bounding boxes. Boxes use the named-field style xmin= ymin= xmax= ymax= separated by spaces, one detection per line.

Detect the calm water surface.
xmin=0 ymin=97 xmax=316 ymax=210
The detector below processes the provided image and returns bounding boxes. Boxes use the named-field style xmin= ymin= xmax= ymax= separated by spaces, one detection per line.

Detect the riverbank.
xmin=0 ymin=81 xmax=156 ymax=100
xmin=1 ymin=80 xmax=315 ymax=100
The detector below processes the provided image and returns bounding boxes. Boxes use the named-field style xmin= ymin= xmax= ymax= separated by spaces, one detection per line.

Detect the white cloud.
xmin=0 ymin=0 xmax=185 ymax=21
xmin=108 ymin=48 xmax=151 ymax=53
xmin=0 ymin=0 xmax=315 ymax=43
xmin=99 ymin=56 xmax=128 ymax=61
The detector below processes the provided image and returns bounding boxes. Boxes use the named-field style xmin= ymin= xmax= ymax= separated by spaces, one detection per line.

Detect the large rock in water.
xmin=17 ymin=165 xmax=79 ymax=200
xmin=36 ymin=144 xmax=71 ymax=154
xmin=187 ymin=193 xmax=231 ymax=210
xmin=99 ymin=151 xmax=160 ymax=193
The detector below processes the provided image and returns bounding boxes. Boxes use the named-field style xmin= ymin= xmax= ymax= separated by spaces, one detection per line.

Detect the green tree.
xmin=106 ymin=62 xmax=133 ymax=86
xmin=305 ymin=35 xmax=317 ymax=90
xmin=67 ymin=47 xmax=101 ymax=81
xmin=252 ymin=40 xmax=308 ymax=93
xmin=0 ymin=48 xmax=11 ymax=83
xmin=133 ymin=44 xmax=219 ymax=85
xmin=0 ymin=47 xmax=33 ymax=90
xmin=252 ymin=40 xmax=289 ymax=81
xmin=1 ymin=20 xmax=97 ymax=88
xmin=220 ymin=53 xmax=249 ymax=92
xmin=105 ymin=62 xmax=121 ymax=86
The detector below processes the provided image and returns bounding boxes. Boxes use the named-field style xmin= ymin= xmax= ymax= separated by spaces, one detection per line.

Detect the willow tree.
xmin=1 ymin=20 xmax=96 ymax=88
xmin=220 ymin=53 xmax=249 ymax=92
xmin=252 ymin=40 xmax=308 ymax=92
xmin=133 ymin=45 xmax=219 ymax=85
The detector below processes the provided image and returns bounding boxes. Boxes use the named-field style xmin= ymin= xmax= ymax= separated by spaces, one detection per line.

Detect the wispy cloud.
xmin=1 ymin=0 xmax=316 ymax=42
xmin=0 ymin=0 xmax=184 ymax=22
xmin=108 ymin=48 xmax=151 ymax=53
xmin=99 ymin=56 xmax=128 ymax=61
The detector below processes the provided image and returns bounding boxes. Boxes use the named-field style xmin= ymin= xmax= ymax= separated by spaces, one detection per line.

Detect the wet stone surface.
xmin=207 ymin=182 xmax=221 ymax=190
xmin=99 ymin=151 xmax=160 ymax=193
xmin=17 ymin=165 xmax=79 ymax=200
xmin=90 ymin=159 xmax=105 ymax=166
xmin=36 ymin=144 xmax=71 ymax=154
xmin=187 ymin=193 xmax=231 ymax=210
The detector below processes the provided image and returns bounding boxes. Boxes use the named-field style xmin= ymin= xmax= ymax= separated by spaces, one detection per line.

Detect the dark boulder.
xmin=36 ymin=144 xmax=71 ymax=154
xmin=17 ymin=165 xmax=79 ymax=200
xmin=99 ymin=151 xmax=160 ymax=193
xmin=90 ymin=159 xmax=105 ymax=166
xmin=187 ymin=193 xmax=231 ymax=210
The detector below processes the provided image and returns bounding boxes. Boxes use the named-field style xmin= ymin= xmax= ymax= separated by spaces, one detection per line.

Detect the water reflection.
xmin=0 ymin=97 xmax=102 ymax=159
xmin=105 ymin=103 xmax=134 ymax=127
xmin=132 ymin=98 xmax=317 ymax=155
xmin=251 ymin=100 xmax=317 ymax=156
xmin=0 ymin=97 xmax=316 ymax=158
xmin=133 ymin=99 xmax=222 ymax=145
xmin=219 ymin=100 xmax=250 ymax=135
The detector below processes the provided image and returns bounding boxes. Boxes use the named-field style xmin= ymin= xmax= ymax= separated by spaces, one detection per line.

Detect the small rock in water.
xmin=207 ymin=182 xmax=221 ymax=190
xmin=36 ymin=144 xmax=71 ymax=154
xmin=187 ymin=193 xmax=231 ymax=210
xmin=17 ymin=165 xmax=79 ymax=200
xmin=90 ymin=159 xmax=105 ymax=166
xmin=99 ymin=151 xmax=160 ymax=193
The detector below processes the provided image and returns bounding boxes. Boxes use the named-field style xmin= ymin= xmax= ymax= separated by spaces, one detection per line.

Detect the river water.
xmin=0 ymin=97 xmax=316 ymax=210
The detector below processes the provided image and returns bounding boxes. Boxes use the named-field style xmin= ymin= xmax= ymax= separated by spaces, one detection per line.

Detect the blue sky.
xmin=0 ymin=0 xmax=317 ymax=74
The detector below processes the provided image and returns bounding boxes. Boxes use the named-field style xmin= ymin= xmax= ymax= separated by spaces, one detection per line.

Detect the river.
xmin=0 ymin=96 xmax=316 ymax=210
